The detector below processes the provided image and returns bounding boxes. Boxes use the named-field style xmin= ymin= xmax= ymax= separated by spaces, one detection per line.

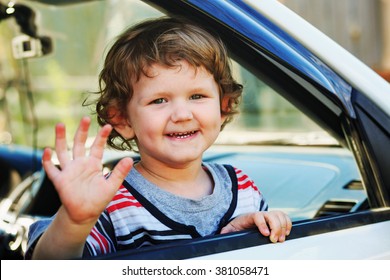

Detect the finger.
xmin=275 ymin=212 xmax=288 ymax=242
xmin=220 ymin=213 xmax=254 ymax=234
xmin=253 ymin=213 xmax=271 ymax=237
xmin=55 ymin=123 xmax=70 ymax=168
xmin=220 ymin=223 xmax=239 ymax=234
xmin=106 ymin=157 xmax=133 ymax=192
xmin=276 ymin=211 xmax=293 ymax=241
xmin=267 ymin=213 xmax=283 ymax=243
xmin=279 ymin=227 xmax=286 ymax=242
xmin=264 ymin=211 xmax=289 ymax=242
xmin=89 ymin=124 xmax=112 ymax=160
xmin=73 ymin=116 xmax=91 ymax=159
xmin=42 ymin=147 xmax=61 ymax=182
xmin=286 ymin=216 xmax=292 ymax=235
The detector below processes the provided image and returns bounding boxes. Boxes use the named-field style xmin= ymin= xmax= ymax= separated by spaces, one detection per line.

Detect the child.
xmin=26 ymin=17 xmax=292 ymax=259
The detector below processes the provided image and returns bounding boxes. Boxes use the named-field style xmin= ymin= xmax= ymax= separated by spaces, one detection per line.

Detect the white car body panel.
xmin=194 ymin=219 xmax=390 ymax=260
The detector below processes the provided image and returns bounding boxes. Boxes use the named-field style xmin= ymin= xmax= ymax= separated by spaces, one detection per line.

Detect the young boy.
xmin=26 ymin=17 xmax=291 ymax=259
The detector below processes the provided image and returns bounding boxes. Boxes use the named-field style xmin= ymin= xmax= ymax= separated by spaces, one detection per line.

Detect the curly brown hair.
xmin=95 ymin=17 xmax=243 ymax=151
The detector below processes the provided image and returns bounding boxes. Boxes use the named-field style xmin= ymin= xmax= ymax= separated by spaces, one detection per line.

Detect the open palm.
xmin=42 ymin=117 xmax=133 ymax=225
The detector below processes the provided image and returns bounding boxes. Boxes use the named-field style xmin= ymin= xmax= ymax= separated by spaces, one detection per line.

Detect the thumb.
xmin=220 ymin=223 xmax=239 ymax=234
xmin=220 ymin=214 xmax=253 ymax=234
xmin=106 ymin=157 xmax=133 ymax=190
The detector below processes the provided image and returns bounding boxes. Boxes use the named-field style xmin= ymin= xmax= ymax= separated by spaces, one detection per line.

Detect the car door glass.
xmin=210 ymin=61 xmax=367 ymax=222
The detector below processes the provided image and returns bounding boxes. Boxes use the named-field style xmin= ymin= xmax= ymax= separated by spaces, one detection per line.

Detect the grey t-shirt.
xmin=125 ymin=162 xmax=233 ymax=236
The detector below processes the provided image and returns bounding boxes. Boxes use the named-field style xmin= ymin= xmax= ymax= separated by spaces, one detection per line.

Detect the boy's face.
xmin=116 ymin=60 xmax=227 ymax=168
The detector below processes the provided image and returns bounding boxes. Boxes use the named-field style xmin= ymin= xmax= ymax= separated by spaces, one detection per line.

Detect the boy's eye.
xmin=151 ymin=98 xmax=167 ymax=104
xmin=190 ymin=94 xmax=204 ymax=100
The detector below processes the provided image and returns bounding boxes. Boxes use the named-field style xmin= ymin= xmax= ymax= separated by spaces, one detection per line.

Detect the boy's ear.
xmin=109 ymin=110 xmax=135 ymax=139
xmin=220 ymin=95 xmax=231 ymax=123
xmin=114 ymin=121 xmax=135 ymax=139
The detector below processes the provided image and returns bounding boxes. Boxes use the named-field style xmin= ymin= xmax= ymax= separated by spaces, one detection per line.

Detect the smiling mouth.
xmin=167 ymin=131 xmax=197 ymax=139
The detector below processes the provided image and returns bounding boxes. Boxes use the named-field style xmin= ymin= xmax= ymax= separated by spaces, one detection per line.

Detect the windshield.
xmin=0 ymin=0 xmax=336 ymax=149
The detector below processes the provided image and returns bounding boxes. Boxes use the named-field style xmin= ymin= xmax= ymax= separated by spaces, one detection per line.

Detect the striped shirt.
xmin=83 ymin=163 xmax=267 ymax=257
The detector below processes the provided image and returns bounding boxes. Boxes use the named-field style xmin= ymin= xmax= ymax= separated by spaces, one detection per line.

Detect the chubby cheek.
xmin=135 ymin=119 xmax=159 ymax=139
xmin=141 ymin=113 xmax=170 ymax=142
xmin=201 ymin=110 xmax=224 ymax=135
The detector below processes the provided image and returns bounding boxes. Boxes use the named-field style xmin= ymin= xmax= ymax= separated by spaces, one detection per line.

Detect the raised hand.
xmin=42 ymin=116 xmax=133 ymax=225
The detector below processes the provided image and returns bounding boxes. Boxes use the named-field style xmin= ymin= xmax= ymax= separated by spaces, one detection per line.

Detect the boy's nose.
xmin=170 ymin=103 xmax=193 ymax=122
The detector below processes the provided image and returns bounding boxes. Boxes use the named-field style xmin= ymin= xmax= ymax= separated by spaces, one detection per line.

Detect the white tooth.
xmin=167 ymin=131 xmax=195 ymax=138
